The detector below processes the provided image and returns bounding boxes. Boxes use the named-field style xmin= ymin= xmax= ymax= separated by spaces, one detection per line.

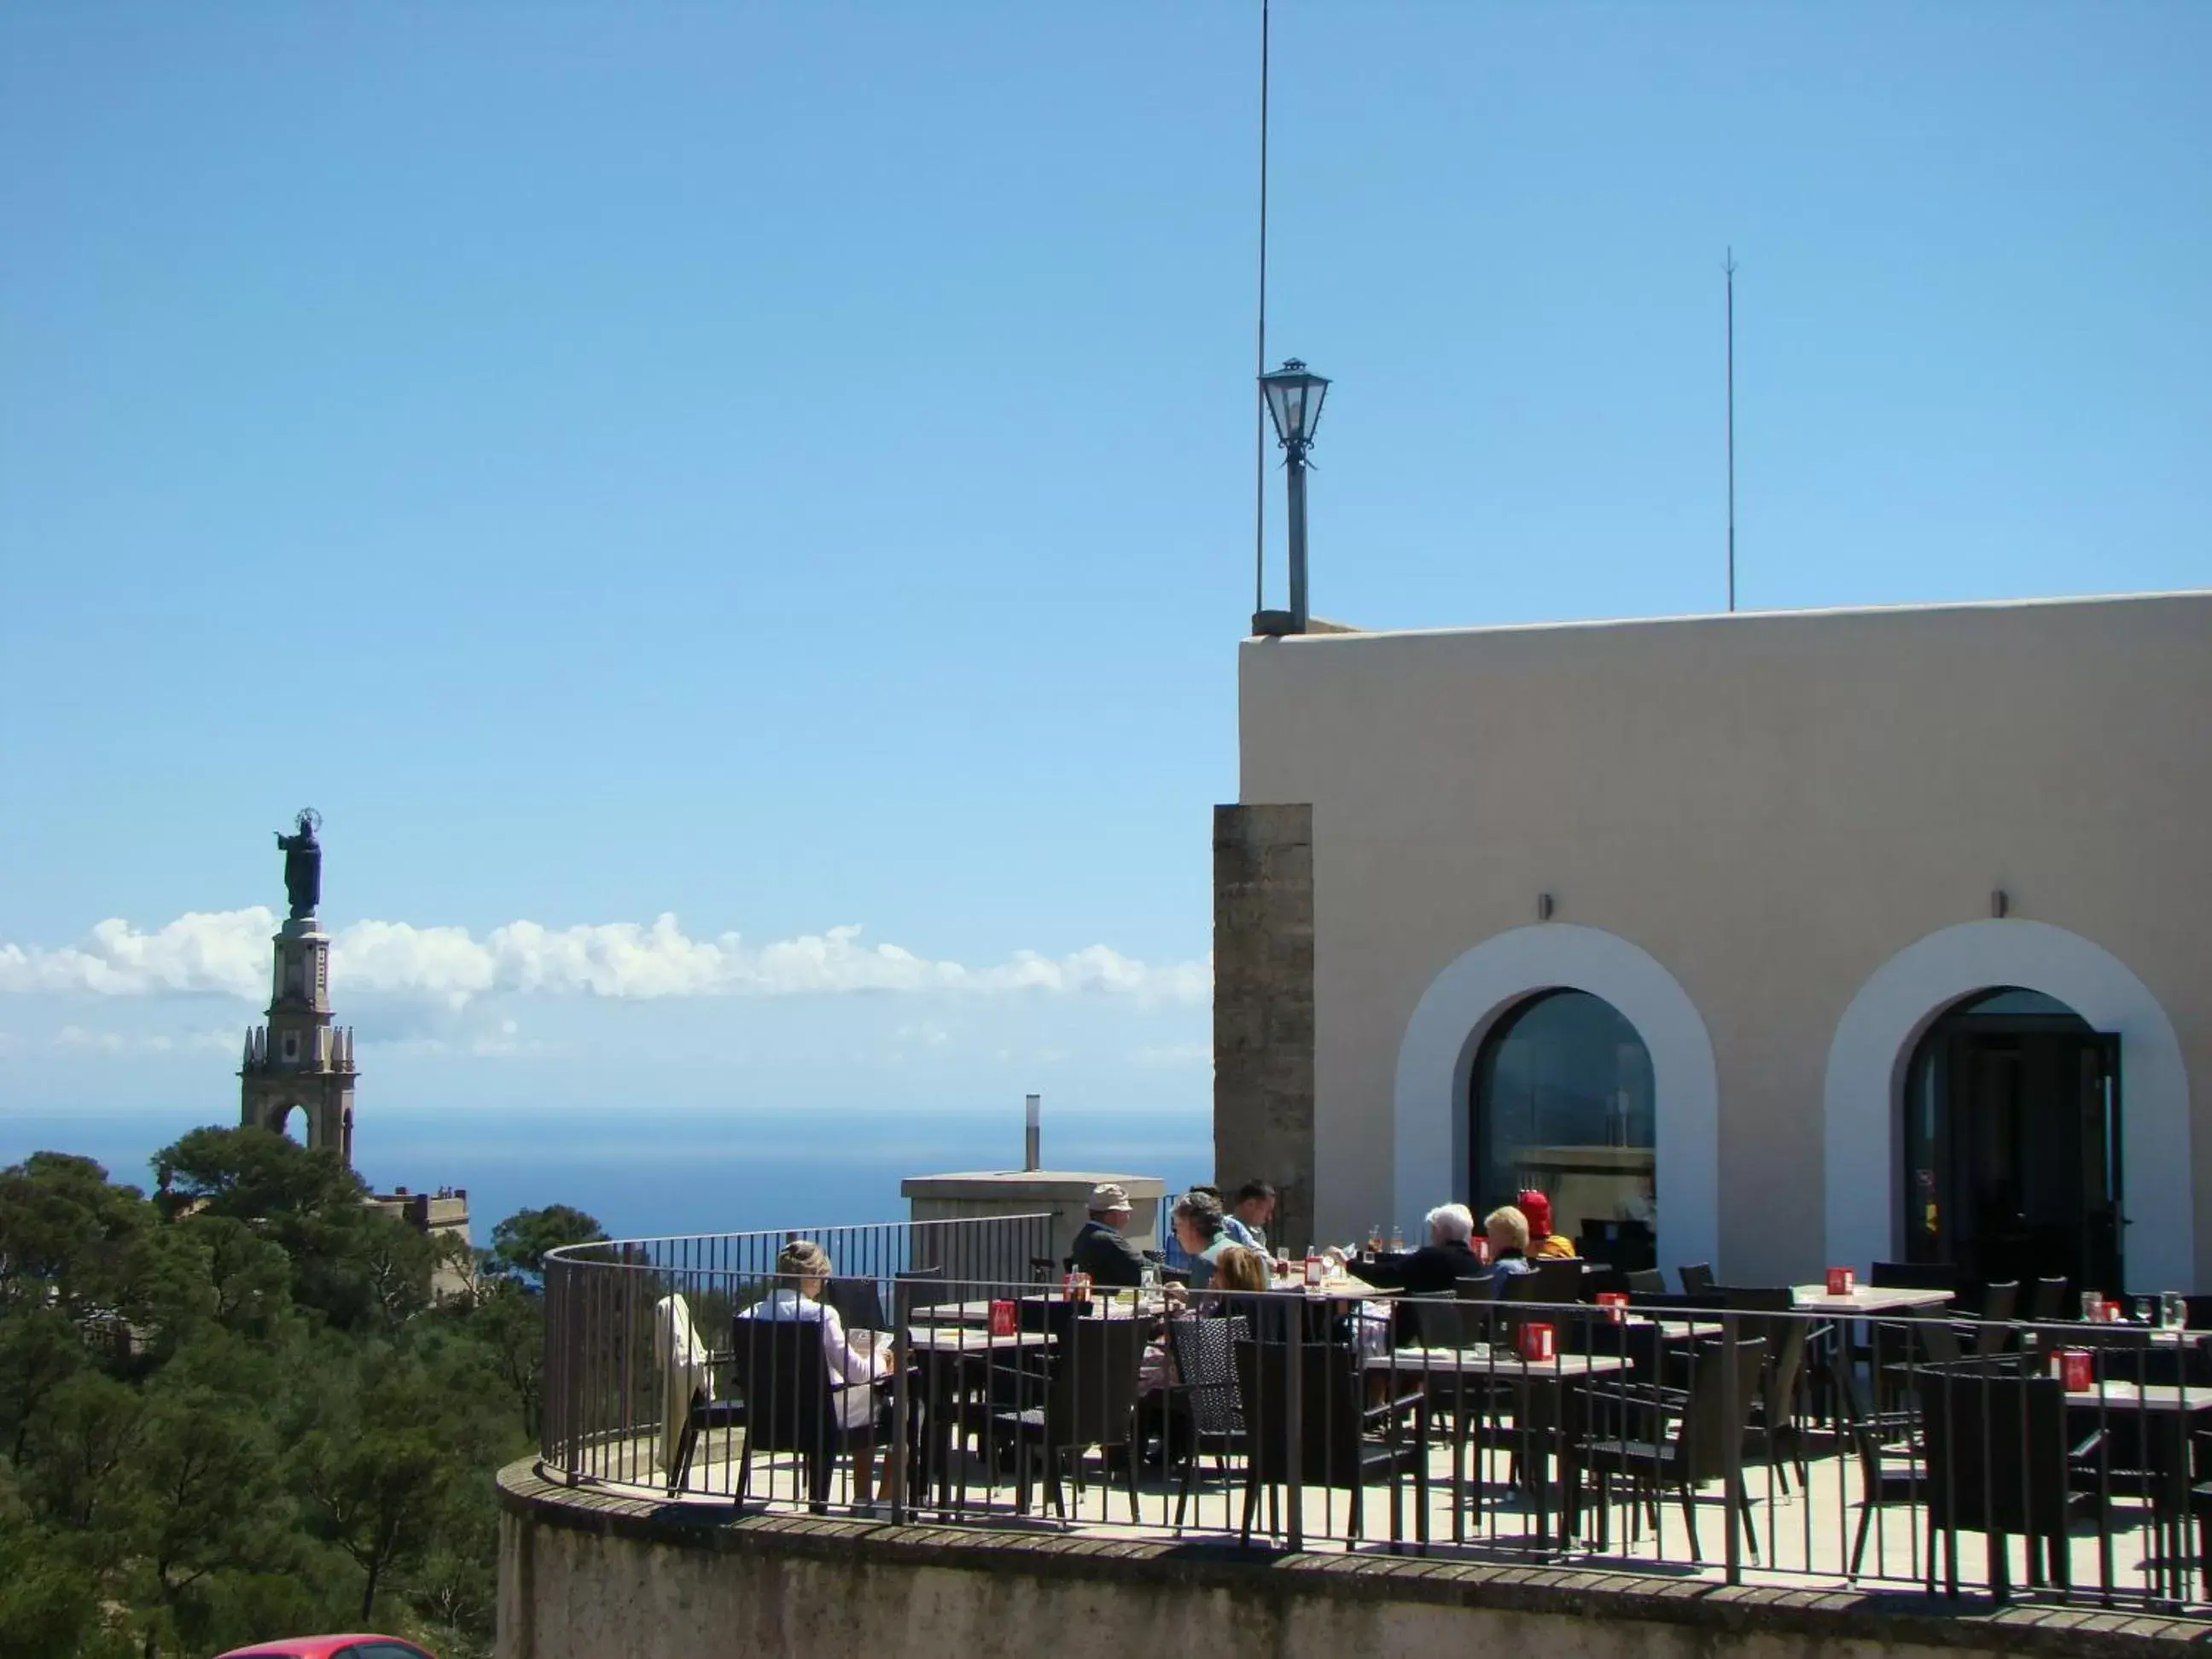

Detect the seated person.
xmin=1483 ymin=1205 xmax=1537 ymax=1293
xmin=1139 ymin=1241 xmax=1279 ymax=1397
xmin=1516 ymin=1189 xmax=1577 ymax=1259
xmin=1172 ymin=1190 xmax=1236 ymax=1289
xmin=737 ymin=1238 xmax=901 ymax=1504
xmin=1355 ymin=1202 xmax=1483 ymax=1296
xmin=1221 ymin=1180 xmax=1278 ymax=1254
xmin=1209 ymin=1242 xmax=1272 ymax=1293
xmin=1069 ymin=1183 xmax=1149 ymax=1287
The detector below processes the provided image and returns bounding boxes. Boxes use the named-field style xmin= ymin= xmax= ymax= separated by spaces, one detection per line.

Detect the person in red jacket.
xmin=1516 ymin=1189 xmax=1578 ymax=1259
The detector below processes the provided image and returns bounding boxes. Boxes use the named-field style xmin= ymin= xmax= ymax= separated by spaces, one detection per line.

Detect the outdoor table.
xmin=896 ymin=1326 xmax=1057 ymax=1508
xmin=1367 ymin=1347 xmax=1633 ymax=1548
xmin=909 ymin=1294 xmax=1169 ymax=1326
xmin=2063 ymin=1380 xmax=2212 ymax=1603
xmin=1266 ymin=1272 xmax=1395 ymax=1301
xmin=1790 ymin=1284 xmax=1955 ymax=1313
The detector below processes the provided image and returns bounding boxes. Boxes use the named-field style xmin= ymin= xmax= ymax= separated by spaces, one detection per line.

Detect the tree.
xmin=295 ymin=1399 xmax=450 ymax=1621
xmin=153 ymin=1128 xmax=436 ymax=1334
xmin=484 ymin=1205 xmax=608 ymax=1284
xmin=1 ymin=1134 xmax=590 ymax=1657
xmin=0 ymin=1461 xmax=105 ymax=1659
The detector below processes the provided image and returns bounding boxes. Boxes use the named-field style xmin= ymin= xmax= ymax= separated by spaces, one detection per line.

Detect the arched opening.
xmin=1470 ymin=989 xmax=1656 ymax=1268
xmin=273 ymin=1103 xmax=309 ymax=1146
xmin=1901 ymin=985 xmax=2121 ymax=1294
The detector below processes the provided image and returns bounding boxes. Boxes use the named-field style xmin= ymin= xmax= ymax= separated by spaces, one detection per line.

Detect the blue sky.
xmin=2 ymin=3 xmax=2205 ymax=1166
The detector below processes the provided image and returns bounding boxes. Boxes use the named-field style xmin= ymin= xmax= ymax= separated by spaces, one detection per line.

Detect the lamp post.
xmin=1255 ymin=358 xmax=1330 ymax=635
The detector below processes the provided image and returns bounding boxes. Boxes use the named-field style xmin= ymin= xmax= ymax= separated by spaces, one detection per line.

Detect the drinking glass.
xmin=2163 ymin=1291 xmax=2187 ymax=1330
xmin=2135 ymin=1298 xmax=2156 ymax=1326
xmin=1366 ymin=1223 xmax=1383 ymax=1253
xmin=2081 ymin=1291 xmax=2103 ymax=1323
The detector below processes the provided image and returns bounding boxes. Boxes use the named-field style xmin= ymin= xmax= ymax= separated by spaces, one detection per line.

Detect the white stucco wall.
xmin=1238 ymin=590 xmax=2212 ymax=1286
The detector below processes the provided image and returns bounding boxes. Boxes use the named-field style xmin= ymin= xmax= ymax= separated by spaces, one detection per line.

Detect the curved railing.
xmin=538 ymin=1227 xmax=2212 ymax=1615
xmin=540 ymin=1214 xmax=1052 ymax=1493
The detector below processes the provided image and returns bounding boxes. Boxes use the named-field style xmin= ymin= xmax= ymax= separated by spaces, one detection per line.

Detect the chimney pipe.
xmin=1023 ymin=1094 xmax=1041 ymax=1172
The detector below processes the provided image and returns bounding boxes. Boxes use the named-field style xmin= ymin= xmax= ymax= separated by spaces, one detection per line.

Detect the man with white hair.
xmin=1357 ymin=1202 xmax=1482 ymax=1297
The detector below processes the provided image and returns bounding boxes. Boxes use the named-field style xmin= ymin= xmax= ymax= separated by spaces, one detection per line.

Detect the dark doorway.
xmin=1902 ymin=988 xmax=2122 ymax=1296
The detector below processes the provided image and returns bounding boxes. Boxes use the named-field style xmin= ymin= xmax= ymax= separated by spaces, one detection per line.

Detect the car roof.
xmin=215 ymin=1638 xmax=428 ymax=1658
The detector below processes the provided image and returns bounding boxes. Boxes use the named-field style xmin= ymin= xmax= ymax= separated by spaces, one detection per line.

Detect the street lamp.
xmin=1256 ymin=357 xmax=1330 ymax=635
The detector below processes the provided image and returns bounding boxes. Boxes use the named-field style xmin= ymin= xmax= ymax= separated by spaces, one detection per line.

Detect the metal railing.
xmin=539 ymin=1237 xmax=2212 ymax=1620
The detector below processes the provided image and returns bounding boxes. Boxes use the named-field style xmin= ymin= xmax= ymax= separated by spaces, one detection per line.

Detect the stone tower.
xmin=239 ymin=810 xmax=358 ymax=1162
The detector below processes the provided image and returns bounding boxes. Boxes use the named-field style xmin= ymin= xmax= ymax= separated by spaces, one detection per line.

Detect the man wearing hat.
xmin=1070 ymin=1182 xmax=1149 ymax=1287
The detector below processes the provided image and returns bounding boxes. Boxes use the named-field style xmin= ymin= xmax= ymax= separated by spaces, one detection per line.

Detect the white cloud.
xmin=0 ymin=908 xmax=1213 ymax=1010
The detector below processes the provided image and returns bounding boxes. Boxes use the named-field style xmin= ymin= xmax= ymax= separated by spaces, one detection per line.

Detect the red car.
xmin=215 ymin=1640 xmax=435 ymax=1659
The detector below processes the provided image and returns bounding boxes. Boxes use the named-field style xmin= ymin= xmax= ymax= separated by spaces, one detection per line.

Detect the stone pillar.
xmin=1212 ymin=803 xmax=1315 ymax=1254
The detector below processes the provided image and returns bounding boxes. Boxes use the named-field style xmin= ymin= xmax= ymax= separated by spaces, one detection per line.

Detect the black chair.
xmin=1165 ymin=1314 xmax=1248 ymax=1532
xmin=990 ymin=1315 xmax=1149 ymax=1521
xmin=1393 ymin=1292 xmax=1478 ymax=1350
xmin=1678 ymin=1263 xmax=1718 ymax=1298
xmin=1576 ymin=1336 xmax=1767 ymax=1563
xmin=1529 ymin=1258 xmax=1586 ymax=1307
xmin=1233 ymin=1336 xmax=1429 ymax=1547
xmin=729 ymin=1318 xmax=884 ymax=1509
xmin=1918 ymin=1365 xmax=2099 ymax=1597
xmin=1828 ymin=1350 xmax=1924 ymax=1577
xmin=890 ymin=1263 xmax=945 ymax=1318
xmin=1721 ymin=1289 xmax=1814 ymax=1493
xmin=1028 ymin=1256 xmax=1060 ymax=1285
xmin=2028 ymin=1277 xmax=2073 ymax=1324
xmin=1871 ymin=1260 xmax=1959 ymax=1293
xmin=1577 ymin=1218 xmax=1656 ymax=1274
xmin=1971 ymin=1281 xmax=2019 ymax=1358
xmin=820 ymin=1275 xmax=887 ymax=1336
xmin=1625 ymin=1268 xmax=1667 ymax=1295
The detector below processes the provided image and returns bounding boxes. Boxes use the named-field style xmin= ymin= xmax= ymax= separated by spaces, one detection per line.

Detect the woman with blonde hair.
xmin=736 ymin=1237 xmax=901 ymax=1507
xmin=1209 ymin=1242 xmax=1272 ymax=1294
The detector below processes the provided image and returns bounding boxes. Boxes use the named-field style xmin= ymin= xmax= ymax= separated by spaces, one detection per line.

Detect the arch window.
xmin=1470 ymin=989 xmax=1656 ymax=1255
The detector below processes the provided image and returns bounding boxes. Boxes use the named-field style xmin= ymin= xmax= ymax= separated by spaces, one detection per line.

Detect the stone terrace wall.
xmin=498 ymin=1462 xmax=2207 ymax=1659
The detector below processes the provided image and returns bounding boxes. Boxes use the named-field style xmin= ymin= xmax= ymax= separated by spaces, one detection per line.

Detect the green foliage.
xmin=0 ymin=1135 xmax=557 ymax=1659
xmin=486 ymin=1202 xmax=608 ymax=1283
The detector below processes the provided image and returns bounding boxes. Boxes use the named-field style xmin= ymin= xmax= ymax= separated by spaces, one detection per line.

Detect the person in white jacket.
xmin=737 ymin=1237 xmax=901 ymax=1505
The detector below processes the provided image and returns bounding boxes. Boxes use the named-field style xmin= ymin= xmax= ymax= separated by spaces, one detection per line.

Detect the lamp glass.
xmin=1260 ymin=359 xmax=1330 ymax=448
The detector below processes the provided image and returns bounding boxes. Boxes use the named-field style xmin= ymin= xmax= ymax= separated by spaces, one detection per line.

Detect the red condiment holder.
xmin=2053 ymin=1348 xmax=2094 ymax=1392
xmin=1061 ymin=1271 xmax=1091 ymax=1303
xmin=1516 ymin=1322 xmax=1557 ymax=1363
xmin=1825 ymin=1266 xmax=1857 ymax=1296
xmin=988 ymin=1299 xmax=1017 ymax=1337
xmin=1471 ymin=1237 xmax=1492 ymax=1267
xmin=1595 ymin=1290 xmax=1628 ymax=1323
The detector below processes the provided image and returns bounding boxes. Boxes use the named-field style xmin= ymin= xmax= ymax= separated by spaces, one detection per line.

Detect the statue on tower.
xmin=276 ymin=808 xmax=323 ymax=920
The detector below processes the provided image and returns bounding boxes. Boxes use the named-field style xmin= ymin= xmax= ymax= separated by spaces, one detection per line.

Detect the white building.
xmin=1214 ymin=591 xmax=2211 ymax=1295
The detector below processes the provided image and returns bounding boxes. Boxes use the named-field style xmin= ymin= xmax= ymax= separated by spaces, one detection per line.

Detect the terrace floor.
xmin=556 ymin=1418 xmax=2210 ymax=1619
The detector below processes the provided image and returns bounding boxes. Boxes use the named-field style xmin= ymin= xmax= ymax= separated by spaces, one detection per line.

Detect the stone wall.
xmin=498 ymin=1461 xmax=2204 ymax=1659
xmin=1212 ymin=803 xmax=1315 ymax=1253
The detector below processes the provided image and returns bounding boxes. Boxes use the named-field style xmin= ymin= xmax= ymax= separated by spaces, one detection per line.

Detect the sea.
xmin=0 ymin=1104 xmax=1215 ymax=1243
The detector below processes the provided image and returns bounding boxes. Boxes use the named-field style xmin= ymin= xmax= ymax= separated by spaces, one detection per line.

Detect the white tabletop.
xmin=1790 ymin=1283 xmax=1954 ymax=1313
xmin=1367 ymin=1347 xmax=1633 ymax=1379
